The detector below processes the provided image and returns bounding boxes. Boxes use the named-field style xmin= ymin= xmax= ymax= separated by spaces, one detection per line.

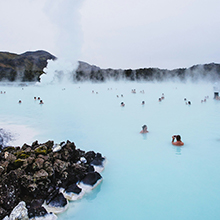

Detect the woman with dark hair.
xmin=140 ymin=125 xmax=149 ymax=133
xmin=172 ymin=135 xmax=184 ymax=146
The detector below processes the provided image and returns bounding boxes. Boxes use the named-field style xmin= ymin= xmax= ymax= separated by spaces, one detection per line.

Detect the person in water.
xmin=140 ymin=125 xmax=149 ymax=133
xmin=121 ymin=102 xmax=125 ymax=107
xmin=172 ymin=135 xmax=184 ymax=146
xmin=214 ymin=94 xmax=220 ymax=100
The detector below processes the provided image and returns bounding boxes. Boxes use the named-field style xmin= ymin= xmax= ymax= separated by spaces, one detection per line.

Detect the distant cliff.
xmin=75 ymin=61 xmax=220 ymax=82
xmin=0 ymin=50 xmax=56 ymax=82
xmin=0 ymin=50 xmax=219 ymax=82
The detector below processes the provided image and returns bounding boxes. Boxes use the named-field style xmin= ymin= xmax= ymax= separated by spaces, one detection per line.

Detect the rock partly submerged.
xmin=42 ymin=192 xmax=69 ymax=214
xmin=0 ymin=140 xmax=106 ymax=219
xmin=3 ymin=201 xmax=28 ymax=220
xmin=60 ymin=183 xmax=84 ymax=201
xmin=78 ymin=172 xmax=103 ymax=193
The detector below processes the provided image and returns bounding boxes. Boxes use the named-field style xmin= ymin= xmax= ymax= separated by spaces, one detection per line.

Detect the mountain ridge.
xmin=75 ymin=61 xmax=220 ymax=82
xmin=0 ymin=50 xmax=219 ymax=82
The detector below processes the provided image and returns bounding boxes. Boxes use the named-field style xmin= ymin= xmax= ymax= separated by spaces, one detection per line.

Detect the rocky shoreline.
xmin=0 ymin=140 xmax=106 ymax=219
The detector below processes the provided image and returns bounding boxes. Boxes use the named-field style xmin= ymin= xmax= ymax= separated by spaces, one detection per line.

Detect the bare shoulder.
xmin=173 ymin=142 xmax=184 ymax=146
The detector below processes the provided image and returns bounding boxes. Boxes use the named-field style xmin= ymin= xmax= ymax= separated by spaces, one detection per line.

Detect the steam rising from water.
xmin=39 ymin=0 xmax=220 ymax=85
xmin=40 ymin=0 xmax=84 ymax=84
xmin=40 ymin=59 xmax=77 ymax=85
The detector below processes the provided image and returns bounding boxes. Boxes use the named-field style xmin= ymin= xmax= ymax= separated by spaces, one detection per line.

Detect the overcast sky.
xmin=0 ymin=0 xmax=220 ymax=69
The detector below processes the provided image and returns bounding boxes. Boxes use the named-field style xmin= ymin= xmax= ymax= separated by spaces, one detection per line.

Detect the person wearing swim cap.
xmin=172 ymin=135 xmax=184 ymax=146
xmin=140 ymin=125 xmax=148 ymax=133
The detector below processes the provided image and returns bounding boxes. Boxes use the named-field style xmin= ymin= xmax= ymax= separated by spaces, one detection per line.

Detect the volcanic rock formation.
xmin=0 ymin=50 xmax=56 ymax=82
xmin=0 ymin=140 xmax=106 ymax=219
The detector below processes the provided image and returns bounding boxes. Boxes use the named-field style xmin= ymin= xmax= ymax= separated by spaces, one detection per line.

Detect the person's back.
xmin=172 ymin=135 xmax=184 ymax=146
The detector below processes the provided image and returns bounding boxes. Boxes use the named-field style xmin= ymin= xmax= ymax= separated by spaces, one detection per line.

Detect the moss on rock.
xmin=15 ymin=150 xmax=31 ymax=159
xmin=13 ymin=159 xmax=24 ymax=168
xmin=34 ymin=145 xmax=47 ymax=155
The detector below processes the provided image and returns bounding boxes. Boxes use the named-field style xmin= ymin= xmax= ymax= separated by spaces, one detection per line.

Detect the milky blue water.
xmin=1 ymin=81 xmax=220 ymax=220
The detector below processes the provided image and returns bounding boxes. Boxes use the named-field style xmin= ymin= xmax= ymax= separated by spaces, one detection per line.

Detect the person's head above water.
xmin=140 ymin=125 xmax=148 ymax=133
xmin=172 ymin=134 xmax=184 ymax=146
xmin=176 ymin=135 xmax=181 ymax=141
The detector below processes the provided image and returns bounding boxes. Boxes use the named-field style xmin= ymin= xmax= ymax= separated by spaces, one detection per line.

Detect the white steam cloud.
xmin=40 ymin=0 xmax=84 ymax=84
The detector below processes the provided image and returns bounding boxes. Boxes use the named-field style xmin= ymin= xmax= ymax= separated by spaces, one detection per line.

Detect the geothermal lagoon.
xmin=1 ymin=81 xmax=220 ymax=220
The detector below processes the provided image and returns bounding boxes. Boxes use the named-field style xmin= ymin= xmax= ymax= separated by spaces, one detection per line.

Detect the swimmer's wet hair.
xmin=176 ymin=135 xmax=181 ymax=141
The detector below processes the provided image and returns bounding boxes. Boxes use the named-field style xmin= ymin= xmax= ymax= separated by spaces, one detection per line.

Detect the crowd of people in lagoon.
xmin=17 ymin=96 xmax=44 ymax=104
xmin=117 ymin=86 xmax=220 ymax=147
xmin=113 ymin=87 xmax=185 ymax=146
xmin=94 ymin=85 xmax=220 ymax=147
xmin=18 ymin=97 xmax=44 ymax=104
xmin=2 ymin=82 xmax=220 ymax=148
xmin=1 ymin=90 xmax=44 ymax=104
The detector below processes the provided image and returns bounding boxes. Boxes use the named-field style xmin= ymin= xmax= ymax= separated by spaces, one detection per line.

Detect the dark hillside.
xmin=0 ymin=50 xmax=56 ymax=82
